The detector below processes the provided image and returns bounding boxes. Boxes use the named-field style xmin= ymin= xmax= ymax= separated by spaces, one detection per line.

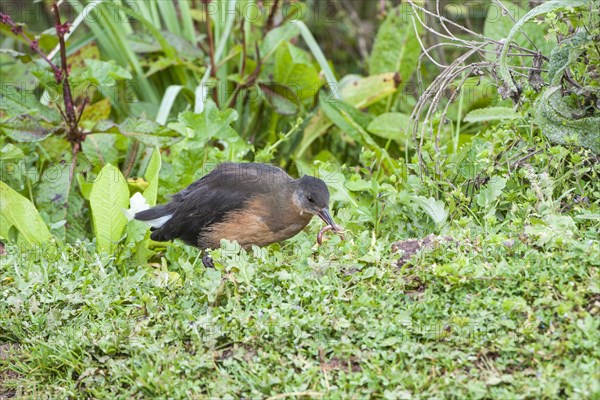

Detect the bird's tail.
xmin=134 ymin=205 xmax=174 ymax=229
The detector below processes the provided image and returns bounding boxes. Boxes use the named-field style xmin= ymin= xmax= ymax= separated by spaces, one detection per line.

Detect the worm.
xmin=317 ymin=225 xmax=345 ymax=245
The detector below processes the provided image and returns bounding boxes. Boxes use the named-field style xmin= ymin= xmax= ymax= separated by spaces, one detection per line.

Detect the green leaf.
xmin=0 ymin=48 xmax=33 ymax=63
xmin=476 ymin=176 xmax=508 ymax=208
xmin=0 ymin=181 xmax=52 ymax=246
xmin=261 ymin=23 xmax=300 ymax=62
xmin=89 ymin=163 xmax=130 ymax=253
xmin=534 ymin=87 xmax=600 ymax=153
xmin=0 ymin=114 xmax=60 ymax=142
xmin=258 ymin=83 xmax=300 ymax=116
xmin=274 ymin=42 xmax=320 ymax=100
xmin=0 ymin=85 xmax=61 ymax=123
xmin=296 ymin=74 xmax=400 ymax=157
xmin=484 ymin=0 xmax=554 ymax=57
xmin=81 ymin=134 xmax=119 ymax=167
xmin=367 ymin=112 xmax=413 ymax=142
xmin=170 ymin=99 xmax=240 ymax=141
xmin=464 ymin=107 xmax=520 ymax=123
xmin=93 ymin=117 xmax=183 ymax=147
xmin=143 ymin=148 xmax=161 ymax=206
xmin=499 ymin=0 xmax=590 ymax=94
xmin=0 ymin=144 xmax=24 ymax=162
xmin=35 ymin=159 xmax=72 ymax=240
xmin=547 ymin=30 xmax=588 ymax=86
xmin=81 ymin=59 xmax=133 ymax=87
xmin=340 ymin=73 xmax=401 ymax=108
xmin=411 ymin=196 xmax=448 ymax=227
xmin=369 ymin=5 xmax=422 ymax=82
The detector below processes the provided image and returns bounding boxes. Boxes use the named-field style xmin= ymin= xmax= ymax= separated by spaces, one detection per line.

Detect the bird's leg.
xmin=202 ymin=251 xmax=215 ymax=268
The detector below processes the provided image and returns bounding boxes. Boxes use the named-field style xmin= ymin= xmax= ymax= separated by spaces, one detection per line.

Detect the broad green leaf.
xmin=79 ymin=99 xmax=112 ymax=129
xmin=143 ymin=147 xmax=161 ymax=206
xmin=464 ymin=107 xmax=520 ymax=123
xmin=290 ymin=20 xmax=339 ymax=99
xmin=261 ymin=23 xmax=300 ymax=61
xmin=320 ymin=93 xmax=373 ymax=145
xmin=0 ymin=144 xmax=24 ymax=161
xmin=90 ymin=163 xmax=130 ymax=253
xmin=367 ymin=112 xmax=413 ymax=142
xmin=411 ymin=196 xmax=448 ymax=227
xmin=0 ymin=85 xmax=61 ymax=123
xmin=34 ymin=159 xmax=72 ymax=241
xmin=341 ymin=73 xmax=401 ymax=108
xmin=274 ymin=43 xmax=320 ymax=100
xmin=258 ymin=83 xmax=300 ymax=116
xmin=525 ymin=214 xmax=577 ymax=247
xmin=319 ymin=94 xmax=396 ymax=170
xmin=0 ymin=114 xmax=59 ymax=142
xmin=297 ymin=73 xmax=400 ymax=157
xmin=81 ymin=134 xmax=119 ymax=167
xmin=369 ymin=5 xmax=422 ymax=82
xmin=0 ymin=181 xmax=52 ymax=246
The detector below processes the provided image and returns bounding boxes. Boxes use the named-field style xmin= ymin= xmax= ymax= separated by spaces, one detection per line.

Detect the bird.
xmin=134 ymin=162 xmax=341 ymax=267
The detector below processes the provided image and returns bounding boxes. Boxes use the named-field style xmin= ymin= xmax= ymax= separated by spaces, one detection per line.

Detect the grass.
xmin=1 ymin=166 xmax=599 ymax=398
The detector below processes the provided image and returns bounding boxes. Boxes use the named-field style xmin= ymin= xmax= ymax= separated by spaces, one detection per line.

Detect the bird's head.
xmin=293 ymin=175 xmax=339 ymax=229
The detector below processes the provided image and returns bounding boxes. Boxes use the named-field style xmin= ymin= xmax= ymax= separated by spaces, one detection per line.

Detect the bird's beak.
xmin=316 ymin=208 xmax=340 ymax=232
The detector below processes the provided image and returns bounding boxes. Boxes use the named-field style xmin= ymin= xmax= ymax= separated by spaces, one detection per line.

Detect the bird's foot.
xmin=202 ymin=253 xmax=215 ymax=268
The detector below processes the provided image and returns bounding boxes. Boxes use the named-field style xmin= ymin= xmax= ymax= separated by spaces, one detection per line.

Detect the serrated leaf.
xmin=89 ymin=163 xmax=130 ymax=253
xmin=81 ymin=59 xmax=132 ymax=87
xmin=0 ymin=86 xmax=61 ymax=122
xmin=464 ymin=107 xmax=520 ymax=123
xmin=170 ymin=99 xmax=240 ymax=141
xmin=93 ymin=117 xmax=183 ymax=147
xmin=0 ymin=114 xmax=59 ymax=142
xmin=0 ymin=181 xmax=52 ymax=246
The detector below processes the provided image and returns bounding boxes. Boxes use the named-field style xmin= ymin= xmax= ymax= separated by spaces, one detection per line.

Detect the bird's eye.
xmin=307 ymin=195 xmax=315 ymax=203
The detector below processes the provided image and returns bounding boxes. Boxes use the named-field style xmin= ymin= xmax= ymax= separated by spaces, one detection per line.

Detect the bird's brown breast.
xmin=198 ymin=196 xmax=313 ymax=249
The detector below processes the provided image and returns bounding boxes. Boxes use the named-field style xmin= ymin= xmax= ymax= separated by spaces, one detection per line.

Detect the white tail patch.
xmin=145 ymin=215 xmax=173 ymax=229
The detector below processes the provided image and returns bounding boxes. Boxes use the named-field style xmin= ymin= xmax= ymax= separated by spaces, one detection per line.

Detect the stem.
xmin=0 ymin=12 xmax=62 ymax=82
xmin=204 ymin=1 xmax=219 ymax=106
xmin=52 ymin=3 xmax=80 ymax=146
xmin=265 ymin=0 xmax=280 ymax=31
